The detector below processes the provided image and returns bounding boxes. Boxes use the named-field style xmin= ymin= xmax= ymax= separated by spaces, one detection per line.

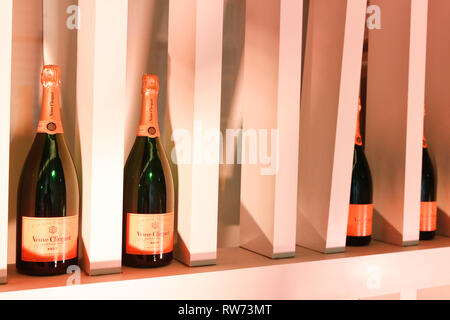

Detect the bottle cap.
xmin=41 ymin=65 xmax=61 ymax=88
xmin=142 ymin=74 xmax=159 ymax=94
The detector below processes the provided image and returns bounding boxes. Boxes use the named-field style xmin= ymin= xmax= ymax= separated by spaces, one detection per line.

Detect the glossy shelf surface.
xmin=1 ymin=236 xmax=450 ymax=299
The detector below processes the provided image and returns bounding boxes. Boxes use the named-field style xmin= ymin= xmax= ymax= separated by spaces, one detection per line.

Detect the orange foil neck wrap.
xmin=355 ymin=98 xmax=363 ymax=146
xmin=37 ymin=65 xmax=64 ymax=134
xmin=137 ymin=74 xmax=160 ymax=138
xmin=420 ymin=201 xmax=437 ymax=232
xmin=347 ymin=204 xmax=373 ymax=237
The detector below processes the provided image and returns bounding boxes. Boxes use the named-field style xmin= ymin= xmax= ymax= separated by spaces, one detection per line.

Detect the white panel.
xmin=239 ymin=0 xmax=302 ymax=258
xmin=168 ymin=0 xmax=224 ymax=266
xmin=76 ymin=0 xmax=128 ymax=275
xmin=297 ymin=0 xmax=366 ymax=253
xmin=326 ymin=0 xmax=368 ymax=249
xmin=273 ymin=0 xmax=303 ymax=255
xmin=366 ymin=0 xmax=428 ymax=246
xmin=425 ymin=0 xmax=450 ymax=237
xmin=0 ymin=0 xmax=13 ymax=284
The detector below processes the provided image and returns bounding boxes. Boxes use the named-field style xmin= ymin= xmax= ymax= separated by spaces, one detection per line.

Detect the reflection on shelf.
xmin=1 ymin=236 xmax=450 ymax=299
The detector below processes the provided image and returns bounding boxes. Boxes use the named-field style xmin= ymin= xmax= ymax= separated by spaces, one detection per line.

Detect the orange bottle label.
xmin=347 ymin=204 xmax=373 ymax=237
xmin=126 ymin=212 xmax=174 ymax=255
xmin=37 ymin=65 xmax=64 ymax=134
xmin=420 ymin=201 xmax=437 ymax=232
xmin=21 ymin=215 xmax=78 ymax=262
xmin=137 ymin=74 xmax=160 ymax=138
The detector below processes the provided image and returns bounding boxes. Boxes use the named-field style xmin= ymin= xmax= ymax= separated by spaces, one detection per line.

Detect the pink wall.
xmin=8 ymin=0 xmax=44 ymax=265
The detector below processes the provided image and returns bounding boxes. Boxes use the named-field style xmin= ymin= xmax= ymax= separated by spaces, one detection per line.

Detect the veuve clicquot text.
xmin=420 ymin=106 xmax=437 ymax=240
xmin=16 ymin=65 xmax=79 ymax=275
xmin=122 ymin=74 xmax=175 ymax=268
xmin=346 ymin=98 xmax=373 ymax=246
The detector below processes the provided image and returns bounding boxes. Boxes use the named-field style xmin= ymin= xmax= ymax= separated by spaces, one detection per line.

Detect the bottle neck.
xmin=422 ymin=105 xmax=428 ymax=149
xmin=137 ymin=92 xmax=160 ymax=138
xmin=355 ymin=107 xmax=362 ymax=146
xmin=423 ymin=112 xmax=427 ymax=149
xmin=37 ymin=86 xmax=63 ymax=134
xmin=423 ymin=105 xmax=427 ymax=148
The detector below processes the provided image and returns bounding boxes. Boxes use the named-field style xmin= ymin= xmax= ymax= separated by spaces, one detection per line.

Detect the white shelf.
xmin=1 ymin=236 xmax=450 ymax=299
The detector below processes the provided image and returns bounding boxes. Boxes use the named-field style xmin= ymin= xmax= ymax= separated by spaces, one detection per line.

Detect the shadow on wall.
xmin=217 ymin=0 xmax=246 ymax=249
xmin=8 ymin=0 xmax=44 ymax=265
xmin=125 ymin=0 xmax=169 ymax=159
xmin=372 ymin=208 xmax=403 ymax=246
xmin=239 ymin=203 xmax=274 ymax=258
xmin=437 ymin=207 xmax=450 ymax=237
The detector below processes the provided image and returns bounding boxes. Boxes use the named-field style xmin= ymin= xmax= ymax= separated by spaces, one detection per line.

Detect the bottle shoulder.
xmin=422 ymin=148 xmax=435 ymax=172
xmin=20 ymin=134 xmax=78 ymax=184
xmin=18 ymin=133 xmax=79 ymax=217
xmin=421 ymin=147 xmax=436 ymax=201
xmin=126 ymin=137 xmax=170 ymax=167
xmin=350 ymin=145 xmax=373 ymax=204
xmin=353 ymin=146 xmax=371 ymax=174
xmin=124 ymin=137 xmax=173 ymax=185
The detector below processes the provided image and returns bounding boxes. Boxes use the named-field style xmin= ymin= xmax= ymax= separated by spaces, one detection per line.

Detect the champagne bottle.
xmin=122 ymin=74 xmax=175 ymax=268
xmin=16 ymin=65 xmax=79 ymax=275
xmin=346 ymin=98 xmax=373 ymax=246
xmin=420 ymin=105 xmax=437 ymax=240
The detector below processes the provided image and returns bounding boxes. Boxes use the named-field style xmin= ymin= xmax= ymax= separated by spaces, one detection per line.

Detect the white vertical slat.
xmin=297 ymin=0 xmax=367 ymax=253
xmin=239 ymin=0 xmax=303 ymax=259
xmin=168 ymin=0 xmax=224 ymax=266
xmin=425 ymin=0 xmax=450 ymax=237
xmin=0 ymin=0 xmax=13 ymax=284
xmin=273 ymin=0 xmax=303 ymax=256
xmin=366 ymin=0 xmax=428 ymax=246
xmin=76 ymin=0 xmax=128 ymax=275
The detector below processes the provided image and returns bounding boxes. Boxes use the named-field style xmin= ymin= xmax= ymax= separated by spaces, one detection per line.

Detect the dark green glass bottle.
xmin=122 ymin=74 xmax=174 ymax=268
xmin=420 ymin=107 xmax=437 ymax=240
xmin=16 ymin=65 xmax=79 ymax=276
xmin=346 ymin=99 xmax=373 ymax=246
